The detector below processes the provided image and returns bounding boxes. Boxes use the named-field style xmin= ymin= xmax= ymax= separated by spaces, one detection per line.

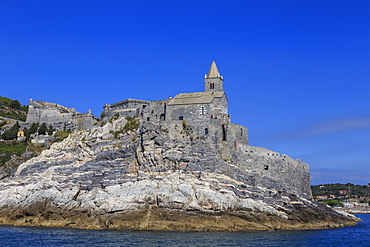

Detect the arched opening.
xmin=160 ymin=113 xmax=165 ymax=121
xmin=147 ymin=117 xmax=150 ymax=121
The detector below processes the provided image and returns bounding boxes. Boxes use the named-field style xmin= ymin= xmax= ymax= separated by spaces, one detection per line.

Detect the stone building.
xmin=103 ymin=61 xmax=248 ymax=149
xmin=26 ymin=99 xmax=97 ymax=130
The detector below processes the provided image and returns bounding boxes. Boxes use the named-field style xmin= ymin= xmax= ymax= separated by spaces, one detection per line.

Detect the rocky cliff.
xmin=0 ymin=117 xmax=359 ymax=231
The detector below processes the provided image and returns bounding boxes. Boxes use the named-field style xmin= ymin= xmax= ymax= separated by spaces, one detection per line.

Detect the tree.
xmin=47 ymin=124 xmax=54 ymax=135
xmin=10 ymin=100 xmax=21 ymax=110
xmin=1 ymin=122 xmax=20 ymax=140
xmin=25 ymin=123 xmax=39 ymax=140
xmin=38 ymin=123 xmax=48 ymax=135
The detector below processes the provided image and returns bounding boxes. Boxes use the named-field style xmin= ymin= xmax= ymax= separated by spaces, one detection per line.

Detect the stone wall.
xmin=26 ymin=99 xmax=97 ymax=130
xmin=228 ymin=145 xmax=311 ymax=197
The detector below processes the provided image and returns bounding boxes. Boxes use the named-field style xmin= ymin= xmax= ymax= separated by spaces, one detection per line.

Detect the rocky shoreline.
xmin=0 ymin=117 xmax=360 ymax=231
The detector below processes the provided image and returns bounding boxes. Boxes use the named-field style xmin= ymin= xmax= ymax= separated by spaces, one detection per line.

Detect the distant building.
xmin=17 ymin=129 xmax=25 ymax=141
xmin=26 ymin=100 xmax=98 ymax=131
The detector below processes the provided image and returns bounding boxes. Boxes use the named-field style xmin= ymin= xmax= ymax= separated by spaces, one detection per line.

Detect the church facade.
xmin=103 ymin=61 xmax=248 ymax=150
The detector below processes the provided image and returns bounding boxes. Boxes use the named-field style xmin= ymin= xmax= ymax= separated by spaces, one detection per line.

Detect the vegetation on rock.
xmin=0 ymin=96 xmax=28 ymax=121
xmin=54 ymin=131 xmax=71 ymax=142
xmin=1 ymin=122 xmax=20 ymax=140
xmin=321 ymin=200 xmax=344 ymax=207
xmin=0 ymin=142 xmax=27 ymax=166
xmin=122 ymin=116 xmax=139 ymax=132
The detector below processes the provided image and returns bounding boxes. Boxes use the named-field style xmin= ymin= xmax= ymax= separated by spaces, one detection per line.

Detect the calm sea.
xmin=0 ymin=214 xmax=368 ymax=247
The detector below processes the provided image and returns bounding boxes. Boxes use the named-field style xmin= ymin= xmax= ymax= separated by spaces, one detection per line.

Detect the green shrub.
xmin=38 ymin=123 xmax=48 ymax=135
xmin=1 ymin=122 xmax=20 ymax=140
xmin=321 ymin=200 xmax=344 ymax=207
xmin=26 ymin=142 xmax=47 ymax=155
xmin=54 ymin=131 xmax=71 ymax=142
xmin=122 ymin=116 xmax=139 ymax=132
xmin=0 ymin=121 xmax=7 ymax=128
xmin=0 ymin=142 xmax=27 ymax=166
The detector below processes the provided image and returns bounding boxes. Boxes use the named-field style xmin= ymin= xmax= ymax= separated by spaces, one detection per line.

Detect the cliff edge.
xmin=0 ymin=117 xmax=359 ymax=231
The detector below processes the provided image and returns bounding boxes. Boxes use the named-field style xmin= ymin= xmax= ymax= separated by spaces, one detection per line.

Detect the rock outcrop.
xmin=0 ymin=117 xmax=359 ymax=231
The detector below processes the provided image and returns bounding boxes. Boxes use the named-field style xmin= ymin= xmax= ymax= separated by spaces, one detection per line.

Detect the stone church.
xmin=103 ymin=61 xmax=248 ymax=150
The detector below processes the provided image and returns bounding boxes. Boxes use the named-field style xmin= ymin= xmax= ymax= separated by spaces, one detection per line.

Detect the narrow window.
xmin=241 ymin=128 xmax=243 ymax=136
xmin=210 ymin=115 xmax=213 ymax=119
xmin=205 ymin=128 xmax=208 ymax=135
xmin=179 ymin=116 xmax=183 ymax=120
xmin=222 ymin=124 xmax=227 ymax=141
xmin=200 ymin=106 xmax=205 ymax=115
xmin=234 ymin=142 xmax=237 ymax=149
xmin=147 ymin=117 xmax=150 ymax=121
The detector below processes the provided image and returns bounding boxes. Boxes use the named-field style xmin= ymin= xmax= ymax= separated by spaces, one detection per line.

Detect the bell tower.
xmin=204 ymin=61 xmax=223 ymax=92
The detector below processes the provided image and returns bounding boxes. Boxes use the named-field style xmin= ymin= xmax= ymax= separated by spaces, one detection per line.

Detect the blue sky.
xmin=1 ymin=1 xmax=370 ymax=185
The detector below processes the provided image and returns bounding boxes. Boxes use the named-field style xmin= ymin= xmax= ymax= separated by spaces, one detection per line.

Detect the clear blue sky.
xmin=1 ymin=1 xmax=370 ymax=185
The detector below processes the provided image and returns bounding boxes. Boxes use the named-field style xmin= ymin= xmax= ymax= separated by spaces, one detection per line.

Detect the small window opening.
xmin=200 ymin=106 xmax=205 ymax=115
xmin=143 ymin=105 xmax=147 ymax=108
xmin=210 ymin=83 xmax=215 ymax=89
xmin=241 ymin=128 xmax=243 ymax=136
xmin=179 ymin=116 xmax=183 ymax=120
xmin=234 ymin=142 xmax=237 ymax=149
xmin=147 ymin=117 xmax=150 ymax=121
xmin=205 ymin=128 xmax=208 ymax=135
xmin=264 ymin=165 xmax=269 ymax=170
xmin=160 ymin=113 xmax=165 ymax=121
xmin=210 ymin=115 xmax=213 ymax=119
xmin=222 ymin=124 xmax=227 ymax=141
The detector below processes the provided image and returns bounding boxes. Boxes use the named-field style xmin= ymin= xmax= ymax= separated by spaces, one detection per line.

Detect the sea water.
xmin=0 ymin=214 xmax=368 ymax=247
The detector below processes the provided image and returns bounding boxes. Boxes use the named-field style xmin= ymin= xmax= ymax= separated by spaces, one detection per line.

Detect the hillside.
xmin=312 ymin=183 xmax=370 ymax=202
xmin=0 ymin=96 xmax=28 ymax=121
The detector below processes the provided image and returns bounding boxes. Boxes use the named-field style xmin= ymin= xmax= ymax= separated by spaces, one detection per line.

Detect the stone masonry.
xmin=26 ymin=99 xmax=98 ymax=130
xmin=102 ymin=61 xmax=310 ymax=197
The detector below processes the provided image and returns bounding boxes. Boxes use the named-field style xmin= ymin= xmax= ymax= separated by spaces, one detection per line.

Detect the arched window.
xmin=210 ymin=83 xmax=215 ymax=89
xmin=205 ymin=128 xmax=208 ymax=135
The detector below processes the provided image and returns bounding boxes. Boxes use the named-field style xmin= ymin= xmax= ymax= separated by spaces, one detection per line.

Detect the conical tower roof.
xmin=207 ymin=61 xmax=221 ymax=78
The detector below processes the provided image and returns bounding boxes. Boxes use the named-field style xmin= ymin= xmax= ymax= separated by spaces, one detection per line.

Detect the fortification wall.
xmin=228 ymin=145 xmax=311 ymax=197
xmin=26 ymin=99 xmax=97 ymax=130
